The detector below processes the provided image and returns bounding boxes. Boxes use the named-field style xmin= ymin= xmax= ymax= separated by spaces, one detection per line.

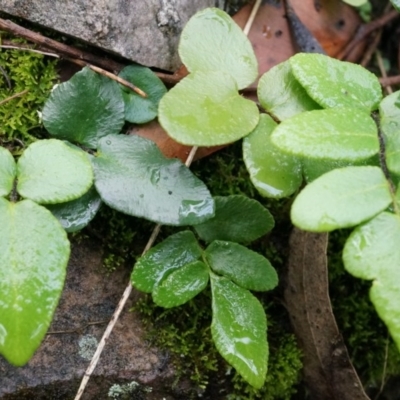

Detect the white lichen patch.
xmin=78 ymin=334 xmax=98 ymax=360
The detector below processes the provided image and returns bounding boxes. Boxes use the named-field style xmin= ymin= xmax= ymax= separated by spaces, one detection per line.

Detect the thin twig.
xmin=376 ymin=50 xmax=393 ymax=94
xmin=374 ymin=335 xmax=390 ymax=400
xmin=0 ymin=44 xmax=59 ymax=58
xmin=0 ymin=89 xmax=29 ymax=106
xmin=360 ymin=30 xmax=382 ymax=68
xmin=243 ymin=0 xmax=262 ymax=36
xmin=0 ymin=65 xmax=12 ymax=89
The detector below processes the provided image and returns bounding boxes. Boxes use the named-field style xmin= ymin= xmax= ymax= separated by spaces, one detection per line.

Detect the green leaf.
xmin=379 ymin=91 xmax=400 ymax=175
xmin=342 ymin=0 xmax=368 ymax=5
xmin=119 ymin=64 xmax=167 ymax=124
xmin=153 ymin=260 xmax=209 ymax=308
xmin=210 ymin=274 xmax=268 ymax=389
xmin=243 ymin=114 xmax=302 ymax=198
xmin=206 ymin=241 xmax=278 ymax=291
xmin=92 ymin=134 xmax=214 ymax=225
xmin=290 ymin=53 xmax=382 ymax=111
xmin=0 ymin=147 xmax=16 ymax=197
xmin=42 ymin=67 xmax=125 ymax=148
xmin=343 ymin=212 xmax=400 ymax=351
xmin=45 ymin=185 xmax=102 ymax=232
xmin=131 ymin=231 xmax=202 ymax=293
xmin=179 ymin=8 xmax=258 ymax=90
xmin=159 ymin=71 xmax=259 ymax=146
xmin=390 ymin=0 xmax=400 ymax=12
xmin=291 ymin=166 xmax=392 ymax=231
xmin=17 ymin=139 xmax=93 ymax=204
xmin=0 ymin=198 xmax=70 ymax=366
xmin=271 ymin=108 xmax=379 ymax=161
xmin=194 ymin=195 xmax=274 ymax=243
xmin=257 ymin=60 xmax=320 ymax=120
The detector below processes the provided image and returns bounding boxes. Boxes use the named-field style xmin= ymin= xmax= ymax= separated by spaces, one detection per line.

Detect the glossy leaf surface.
xmin=17 ymin=139 xmax=93 ymax=204
xmin=92 ymin=134 xmax=214 ymax=225
xmin=290 ymin=53 xmax=382 ymax=111
xmin=258 ymin=60 xmax=320 ymax=120
xmin=211 ymin=274 xmax=268 ymax=389
xmin=119 ymin=64 xmax=167 ymax=124
xmin=194 ymin=195 xmax=274 ymax=243
xmin=343 ymin=212 xmax=400 ymax=350
xmin=131 ymin=231 xmax=202 ymax=293
xmin=0 ymin=147 xmax=16 ymax=197
xmin=158 ymin=71 xmax=259 ymax=146
xmin=271 ymin=108 xmax=378 ymax=161
xmin=179 ymin=8 xmax=258 ymax=90
xmin=206 ymin=241 xmax=278 ymax=291
xmin=243 ymin=114 xmax=302 ymax=198
xmin=291 ymin=166 xmax=392 ymax=232
xmin=42 ymin=67 xmax=125 ymax=148
xmin=46 ymin=186 xmax=102 ymax=232
xmin=153 ymin=261 xmax=209 ymax=308
xmin=0 ymin=198 xmax=69 ymax=366
xmin=379 ymin=91 xmax=400 ymax=175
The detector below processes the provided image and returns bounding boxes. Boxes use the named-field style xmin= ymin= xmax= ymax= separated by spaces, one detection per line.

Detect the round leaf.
xmin=0 ymin=147 xmax=16 ymax=197
xmin=0 ymin=198 xmax=70 ymax=366
xmin=343 ymin=212 xmax=400 ymax=350
xmin=42 ymin=67 xmax=125 ymax=148
xmin=17 ymin=139 xmax=93 ymax=204
xmin=119 ymin=64 xmax=167 ymax=124
xmin=290 ymin=53 xmax=382 ymax=111
xmin=179 ymin=8 xmax=258 ymax=90
xmin=210 ymin=274 xmax=268 ymax=389
xmin=379 ymin=91 xmax=400 ymax=175
xmin=92 ymin=134 xmax=214 ymax=225
xmin=258 ymin=60 xmax=320 ymax=121
xmin=243 ymin=114 xmax=302 ymax=198
xmin=153 ymin=260 xmax=209 ymax=308
xmin=194 ymin=195 xmax=274 ymax=243
xmin=45 ymin=185 xmax=102 ymax=232
xmin=291 ymin=166 xmax=392 ymax=232
xmin=271 ymin=108 xmax=379 ymax=161
xmin=131 ymin=230 xmax=202 ymax=293
xmin=206 ymin=241 xmax=278 ymax=292
xmin=158 ymin=71 xmax=259 ymax=146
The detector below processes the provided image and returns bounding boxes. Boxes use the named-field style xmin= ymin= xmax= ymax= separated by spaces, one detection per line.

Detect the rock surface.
xmin=0 ymin=238 xmax=177 ymax=400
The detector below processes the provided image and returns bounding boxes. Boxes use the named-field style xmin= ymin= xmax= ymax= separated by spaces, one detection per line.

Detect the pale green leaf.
xmin=92 ymin=134 xmax=214 ymax=225
xmin=179 ymin=8 xmax=258 ymax=90
xmin=206 ymin=241 xmax=278 ymax=291
xmin=258 ymin=60 xmax=320 ymax=120
xmin=17 ymin=139 xmax=93 ymax=204
xmin=271 ymin=108 xmax=379 ymax=161
xmin=0 ymin=147 xmax=16 ymax=197
xmin=194 ymin=195 xmax=274 ymax=243
xmin=42 ymin=67 xmax=125 ymax=148
xmin=390 ymin=0 xmax=400 ymax=12
xmin=158 ymin=71 xmax=259 ymax=146
xmin=291 ymin=166 xmax=392 ymax=231
xmin=342 ymin=0 xmax=368 ymax=6
xmin=379 ymin=91 xmax=400 ymax=175
xmin=0 ymin=198 xmax=70 ymax=366
xmin=153 ymin=261 xmax=209 ymax=308
xmin=119 ymin=64 xmax=167 ymax=124
xmin=131 ymin=231 xmax=202 ymax=293
xmin=343 ymin=212 xmax=400 ymax=351
xmin=290 ymin=53 xmax=382 ymax=111
xmin=243 ymin=114 xmax=302 ymax=198
xmin=211 ymin=274 xmax=268 ymax=389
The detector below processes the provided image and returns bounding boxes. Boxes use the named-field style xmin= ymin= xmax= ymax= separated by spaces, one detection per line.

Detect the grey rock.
xmin=0 ymin=239 xmax=177 ymax=399
xmin=0 ymin=0 xmax=225 ymax=71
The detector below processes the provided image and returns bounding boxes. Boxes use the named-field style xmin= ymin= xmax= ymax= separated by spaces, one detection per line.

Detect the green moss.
xmin=108 ymin=381 xmax=152 ymax=400
xmin=0 ymin=39 xmax=58 ymax=152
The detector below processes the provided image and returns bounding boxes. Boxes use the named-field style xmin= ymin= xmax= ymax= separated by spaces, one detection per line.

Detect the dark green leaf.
xmin=153 ymin=261 xmax=209 ymax=308
xmin=0 ymin=198 xmax=70 ymax=366
xmin=291 ymin=166 xmax=392 ymax=231
xmin=0 ymin=147 xmax=16 ymax=197
xmin=243 ymin=114 xmax=302 ymax=198
xmin=194 ymin=195 xmax=274 ymax=243
xmin=211 ymin=274 xmax=268 ymax=389
xmin=92 ymin=134 xmax=214 ymax=225
xmin=158 ymin=71 xmax=259 ymax=146
xmin=131 ymin=231 xmax=202 ymax=293
xmin=119 ymin=65 xmax=167 ymax=124
xmin=206 ymin=241 xmax=278 ymax=291
xmin=42 ymin=67 xmax=125 ymax=148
